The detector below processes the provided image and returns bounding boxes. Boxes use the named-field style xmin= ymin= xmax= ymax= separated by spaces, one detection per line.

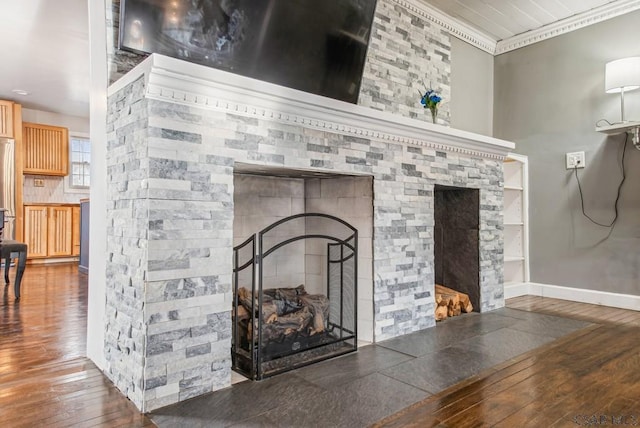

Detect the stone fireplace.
xmin=104 ymin=54 xmax=514 ymax=411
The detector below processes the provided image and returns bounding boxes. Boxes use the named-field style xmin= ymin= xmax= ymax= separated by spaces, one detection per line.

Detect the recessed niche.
xmin=232 ymin=163 xmax=375 ymax=357
xmin=434 ymin=185 xmax=480 ymax=312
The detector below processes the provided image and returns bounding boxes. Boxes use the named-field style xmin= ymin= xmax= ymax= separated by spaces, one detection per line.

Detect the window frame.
xmin=65 ymin=133 xmax=91 ymax=192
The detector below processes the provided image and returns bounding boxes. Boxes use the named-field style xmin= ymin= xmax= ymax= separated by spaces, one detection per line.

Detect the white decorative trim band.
xmin=109 ymin=54 xmax=515 ymax=160
xmin=393 ymin=0 xmax=497 ymax=55
xmin=496 ymin=0 xmax=640 ymax=55
xmin=508 ymin=282 xmax=640 ymax=312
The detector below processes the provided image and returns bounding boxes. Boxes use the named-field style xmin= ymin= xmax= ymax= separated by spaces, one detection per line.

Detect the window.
xmin=70 ymin=136 xmax=90 ymax=188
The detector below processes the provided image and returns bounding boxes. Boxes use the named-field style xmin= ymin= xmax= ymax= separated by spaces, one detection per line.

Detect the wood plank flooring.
xmin=0 ymin=263 xmax=153 ymax=427
xmin=376 ymin=296 xmax=640 ymax=428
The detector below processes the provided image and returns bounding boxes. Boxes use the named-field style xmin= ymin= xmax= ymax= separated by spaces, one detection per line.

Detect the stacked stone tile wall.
xmin=358 ymin=0 xmax=451 ymax=125
xmin=106 ymin=81 xmax=236 ymax=411
xmin=104 ymin=75 xmax=149 ymax=409
xmin=106 ymin=75 xmax=504 ymax=409
xmin=106 ymin=0 xmax=451 ymax=126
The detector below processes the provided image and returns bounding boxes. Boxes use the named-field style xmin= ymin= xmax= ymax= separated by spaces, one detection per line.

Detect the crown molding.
xmin=109 ymin=54 xmax=514 ymax=160
xmin=395 ymin=0 xmax=498 ymax=55
xmin=405 ymin=0 xmax=640 ymax=56
xmin=496 ymin=0 xmax=640 ymax=55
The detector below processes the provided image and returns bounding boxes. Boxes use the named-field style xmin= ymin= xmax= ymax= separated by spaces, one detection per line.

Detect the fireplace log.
xmin=237 ymin=287 xmax=278 ymax=324
xmin=448 ymin=300 xmax=462 ymax=317
xmin=236 ymin=305 xmax=249 ymax=321
xmin=236 ymin=285 xmax=331 ymax=343
xmin=460 ymin=297 xmax=473 ymax=314
xmin=435 ymin=302 xmax=448 ymax=321
xmin=435 ymin=284 xmax=473 ymax=320
xmin=299 ymin=294 xmax=330 ymax=335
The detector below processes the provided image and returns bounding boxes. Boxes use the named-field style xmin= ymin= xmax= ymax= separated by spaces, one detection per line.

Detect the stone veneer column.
xmin=105 ymin=75 xmax=148 ymax=409
xmin=106 ymin=76 xmax=234 ymax=411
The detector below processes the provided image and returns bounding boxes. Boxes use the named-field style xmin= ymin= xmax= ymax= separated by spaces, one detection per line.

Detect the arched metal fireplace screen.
xmin=233 ymin=213 xmax=358 ymax=380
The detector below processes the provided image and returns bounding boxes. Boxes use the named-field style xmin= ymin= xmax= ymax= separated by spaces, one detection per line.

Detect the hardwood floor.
xmin=508 ymin=295 xmax=640 ymax=326
xmin=376 ymin=297 xmax=640 ymax=428
xmin=3 ymin=264 xmax=639 ymax=428
xmin=0 ymin=263 xmax=153 ymax=428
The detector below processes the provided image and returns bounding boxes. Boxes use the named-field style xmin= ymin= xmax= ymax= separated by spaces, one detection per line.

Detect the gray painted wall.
xmin=450 ymin=37 xmax=494 ymax=136
xmin=494 ymin=10 xmax=640 ymax=295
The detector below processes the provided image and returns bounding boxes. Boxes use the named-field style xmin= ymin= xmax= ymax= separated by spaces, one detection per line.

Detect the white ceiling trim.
xmin=411 ymin=0 xmax=640 ymax=56
xmin=495 ymin=0 xmax=640 ymax=55
xmin=394 ymin=0 xmax=498 ymax=54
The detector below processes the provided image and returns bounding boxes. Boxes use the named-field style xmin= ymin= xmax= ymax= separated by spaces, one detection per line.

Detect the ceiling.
xmin=0 ymin=0 xmax=90 ymax=118
xmin=420 ymin=0 xmax=617 ymax=41
xmin=0 ymin=0 xmax=635 ymax=119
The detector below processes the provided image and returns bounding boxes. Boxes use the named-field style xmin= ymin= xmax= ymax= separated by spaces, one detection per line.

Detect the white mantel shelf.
xmin=109 ymin=54 xmax=515 ymax=160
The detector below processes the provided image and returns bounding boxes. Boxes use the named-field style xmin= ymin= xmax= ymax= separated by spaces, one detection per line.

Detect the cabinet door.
xmin=23 ymin=122 xmax=69 ymax=176
xmin=24 ymin=206 xmax=48 ymax=258
xmin=48 ymin=206 xmax=73 ymax=257
xmin=72 ymin=206 xmax=80 ymax=257
xmin=0 ymin=100 xmax=14 ymax=138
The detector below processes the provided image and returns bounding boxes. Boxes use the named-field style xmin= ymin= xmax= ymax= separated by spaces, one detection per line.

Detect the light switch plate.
xmin=566 ymin=151 xmax=585 ymax=169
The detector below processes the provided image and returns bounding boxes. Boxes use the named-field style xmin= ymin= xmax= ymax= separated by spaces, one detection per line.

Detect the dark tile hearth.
xmin=150 ymin=309 xmax=592 ymax=428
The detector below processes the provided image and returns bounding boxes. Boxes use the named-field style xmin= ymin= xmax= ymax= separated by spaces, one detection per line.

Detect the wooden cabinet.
xmin=24 ymin=206 xmax=48 ymax=258
xmin=23 ymin=122 xmax=69 ymax=176
xmin=0 ymin=100 xmax=15 ymax=138
xmin=47 ymin=206 xmax=73 ymax=256
xmin=24 ymin=204 xmax=80 ymax=259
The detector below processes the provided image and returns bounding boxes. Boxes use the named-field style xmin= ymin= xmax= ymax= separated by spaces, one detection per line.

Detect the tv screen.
xmin=119 ymin=0 xmax=378 ymax=104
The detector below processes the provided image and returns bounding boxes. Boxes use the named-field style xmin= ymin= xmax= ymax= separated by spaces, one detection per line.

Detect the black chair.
xmin=0 ymin=211 xmax=27 ymax=300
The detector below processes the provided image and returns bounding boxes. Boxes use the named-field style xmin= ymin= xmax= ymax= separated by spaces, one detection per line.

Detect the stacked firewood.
xmin=434 ymin=284 xmax=473 ymax=321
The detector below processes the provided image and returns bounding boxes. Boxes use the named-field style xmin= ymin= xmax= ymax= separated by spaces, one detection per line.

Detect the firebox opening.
xmin=434 ymin=185 xmax=480 ymax=319
xmin=232 ymin=164 xmax=374 ymax=379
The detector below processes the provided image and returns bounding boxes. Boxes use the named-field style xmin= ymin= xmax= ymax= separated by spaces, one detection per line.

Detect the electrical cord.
xmin=573 ymin=133 xmax=628 ymax=228
xmin=595 ymin=119 xmax=614 ymax=127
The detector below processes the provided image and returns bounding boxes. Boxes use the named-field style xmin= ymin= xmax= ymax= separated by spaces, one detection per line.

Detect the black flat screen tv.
xmin=119 ymin=0 xmax=378 ymax=104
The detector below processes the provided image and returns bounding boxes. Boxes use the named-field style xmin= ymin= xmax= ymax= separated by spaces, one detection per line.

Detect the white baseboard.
xmin=507 ymin=282 xmax=640 ymax=311
xmin=504 ymin=282 xmax=530 ymax=299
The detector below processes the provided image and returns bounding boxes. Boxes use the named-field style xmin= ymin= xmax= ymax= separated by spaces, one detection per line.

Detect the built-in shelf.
xmin=503 ymin=153 xmax=530 ymax=287
xmin=595 ymin=121 xmax=640 ymax=135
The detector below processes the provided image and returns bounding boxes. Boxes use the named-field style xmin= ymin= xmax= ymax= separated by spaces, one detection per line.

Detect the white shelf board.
xmin=505 ymin=256 xmax=525 ymax=262
xmin=504 ymin=222 xmax=524 ymax=226
xmin=504 ymin=185 xmax=523 ymax=191
xmin=595 ymin=121 xmax=640 ymax=135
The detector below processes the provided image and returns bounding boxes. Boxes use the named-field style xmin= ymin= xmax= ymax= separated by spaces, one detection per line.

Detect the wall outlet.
xmin=566 ymin=151 xmax=585 ymax=169
xmin=34 ymin=179 xmax=45 ymax=187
